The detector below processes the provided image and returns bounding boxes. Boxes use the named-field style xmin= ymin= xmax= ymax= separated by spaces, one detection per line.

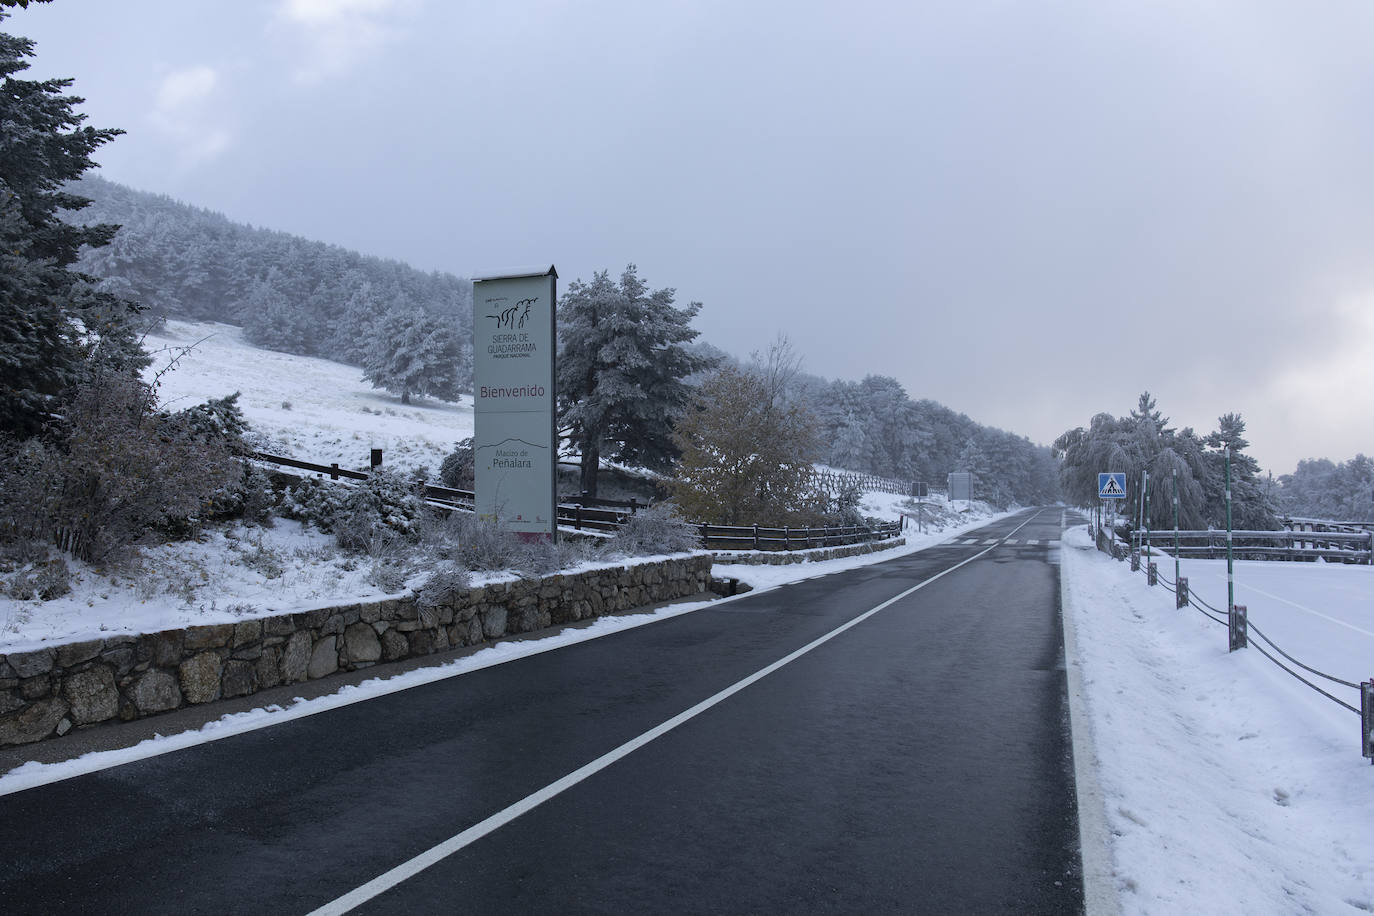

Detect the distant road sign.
xmin=1099 ymin=473 xmax=1127 ymax=499
xmin=948 ymin=472 xmax=972 ymax=502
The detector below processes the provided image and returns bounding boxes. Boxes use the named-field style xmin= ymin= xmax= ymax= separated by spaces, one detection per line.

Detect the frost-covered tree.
xmin=955 ymin=438 xmax=992 ymax=502
xmin=1205 ymin=412 xmax=1276 ymax=530
xmin=362 ymin=307 xmax=467 ymax=404
xmin=830 ymin=412 xmax=873 ymax=471
xmin=1054 ymin=394 xmax=1276 ymax=530
xmin=557 ymin=264 xmax=716 ymax=496
xmin=1 ymin=12 xmax=143 ymax=436
xmin=1278 ymin=455 xmax=1374 ymax=521
xmin=242 ymin=272 xmax=312 ymax=354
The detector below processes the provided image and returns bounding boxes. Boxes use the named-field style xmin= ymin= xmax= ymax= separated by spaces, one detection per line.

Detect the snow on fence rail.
xmin=252 ymin=452 xmax=906 ymax=547
xmin=1092 ymin=523 xmax=1374 ymax=763
xmin=699 ymin=521 xmax=903 ymax=552
xmin=1137 ymin=528 xmax=1373 ymax=564
xmin=251 ymin=451 xmax=632 ymax=533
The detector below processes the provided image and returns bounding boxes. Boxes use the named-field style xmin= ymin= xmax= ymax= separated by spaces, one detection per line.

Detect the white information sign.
xmin=472 ymin=266 xmax=557 ymax=539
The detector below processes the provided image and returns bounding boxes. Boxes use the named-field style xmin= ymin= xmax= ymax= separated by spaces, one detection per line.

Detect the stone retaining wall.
xmin=712 ymin=537 xmax=906 ymax=566
xmin=0 ymin=555 xmax=713 ymax=747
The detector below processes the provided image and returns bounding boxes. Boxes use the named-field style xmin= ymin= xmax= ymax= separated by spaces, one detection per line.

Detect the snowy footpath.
xmin=1062 ymin=525 xmax=1374 ymax=914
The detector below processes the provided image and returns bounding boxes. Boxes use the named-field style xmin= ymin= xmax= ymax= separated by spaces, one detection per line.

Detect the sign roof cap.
xmin=472 ymin=265 xmax=558 ymax=282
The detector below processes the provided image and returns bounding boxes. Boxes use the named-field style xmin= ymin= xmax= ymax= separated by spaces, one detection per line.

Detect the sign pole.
xmin=1173 ymin=467 xmax=1180 ymax=586
xmin=1143 ymin=469 xmax=1151 ymax=566
xmin=1225 ymin=447 xmax=1234 ymax=616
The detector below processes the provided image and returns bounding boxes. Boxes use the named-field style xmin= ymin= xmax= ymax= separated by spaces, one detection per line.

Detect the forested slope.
xmin=68 ymin=176 xmax=472 ymax=367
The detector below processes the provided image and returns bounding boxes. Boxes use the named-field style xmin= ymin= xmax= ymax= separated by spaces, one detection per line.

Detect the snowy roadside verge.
xmin=1061 ymin=525 xmax=1374 ymax=915
xmin=0 ymin=507 xmax=1011 ymax=795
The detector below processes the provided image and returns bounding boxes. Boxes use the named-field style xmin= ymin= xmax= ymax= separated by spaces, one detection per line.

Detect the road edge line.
xmin=1060 ymin=514 xmax=1122 ymax=916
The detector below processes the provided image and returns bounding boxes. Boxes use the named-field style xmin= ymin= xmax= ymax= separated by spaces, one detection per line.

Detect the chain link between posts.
xmin=1092 ymin=522 xmax=1364 ymax=719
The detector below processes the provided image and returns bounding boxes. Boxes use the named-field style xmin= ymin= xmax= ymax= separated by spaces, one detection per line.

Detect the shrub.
xmin=442 ymin=512 xmax=535 ymax=571
xmin=177 ymin=392 xmax=250 ymax=455
xmin=0 ymin=372 xmax=242 ymax=563
xmin=435 ymin=512 xmax=594 ymax=576
xmin=439 ymin=438 xmax=475 ymax=490
xmin=609 ymin=506 xmax=700 ymax=556
xmin=280 ymin=469 xmax=432 ymax=558
xmin=277 ymin=477 xmax=350 ymax=531
xmin=2 ymin=554 xmax=70 ymax=601
xmin=368 ymin=557 xmax=408 ymax=593
xmin=334 ymin=470 xmax=428 ymax=551
xmin=822 ymin=481 xmax=866 ymax=527
xmin=416 ymin=562 xmax=472 ymax=610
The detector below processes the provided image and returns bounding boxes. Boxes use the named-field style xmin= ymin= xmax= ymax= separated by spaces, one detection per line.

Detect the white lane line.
xmin=983 ymin=538 xmax=1000 ymax=545
xmin=1026 ymin=539 xmax=1039 ymax=546
xmin=307 ymin=510 xmax=1049 ymax=916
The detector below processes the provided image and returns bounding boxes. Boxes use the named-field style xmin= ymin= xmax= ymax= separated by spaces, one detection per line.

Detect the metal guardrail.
xmin=1137 ymin=528 xmax=1373 ymax=563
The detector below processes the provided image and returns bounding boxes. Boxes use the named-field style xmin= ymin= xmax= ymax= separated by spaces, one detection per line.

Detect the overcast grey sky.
xmin=11 ymin=0 xmax=1374 ymax=474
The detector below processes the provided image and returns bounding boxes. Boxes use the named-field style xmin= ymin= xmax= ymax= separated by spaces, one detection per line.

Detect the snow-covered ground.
xmin=146 ymin=319 xmax=474 ymax=473
xmin=1062 ymin=526 xmax=1374 ymax=914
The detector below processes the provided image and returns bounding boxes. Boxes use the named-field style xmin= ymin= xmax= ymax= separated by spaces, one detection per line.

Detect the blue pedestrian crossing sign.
xmin=1099 ymin=473 xmax=1127 ymax=499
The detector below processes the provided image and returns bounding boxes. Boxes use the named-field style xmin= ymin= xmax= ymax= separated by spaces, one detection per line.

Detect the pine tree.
xmin=955 ymin=438 xmax=993 ymax=503
xmin=557 ymin=264 xmax=716 ymax=496
xmin=1206 ymin=412 xmax=1276 ymax=529
xmin=1 ymin=11 xmax=142 ymax=437
xmin=362 ymin=307 xmax=467 ymax=404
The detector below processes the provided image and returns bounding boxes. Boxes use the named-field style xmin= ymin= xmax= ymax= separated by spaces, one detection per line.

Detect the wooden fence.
xmin=252 ymin=452 xmax=902 ymax=546
xmin=810 ymin=469 xmax=916 ymax=498
xmin=700 ymin=521 xmax=904 ymax=552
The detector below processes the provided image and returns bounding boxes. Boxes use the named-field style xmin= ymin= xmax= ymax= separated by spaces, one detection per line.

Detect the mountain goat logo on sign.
xmin=486 ymin=297 xmax=536 ymax=330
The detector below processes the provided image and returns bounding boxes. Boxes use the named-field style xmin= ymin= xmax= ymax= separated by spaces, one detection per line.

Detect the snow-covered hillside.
xmin=145 ymin=320 xmax=474 ymax=474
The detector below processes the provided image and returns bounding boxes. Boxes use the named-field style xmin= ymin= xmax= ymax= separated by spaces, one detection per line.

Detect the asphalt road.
xmin=0 ymin=508 xmax=1084 ymax=914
